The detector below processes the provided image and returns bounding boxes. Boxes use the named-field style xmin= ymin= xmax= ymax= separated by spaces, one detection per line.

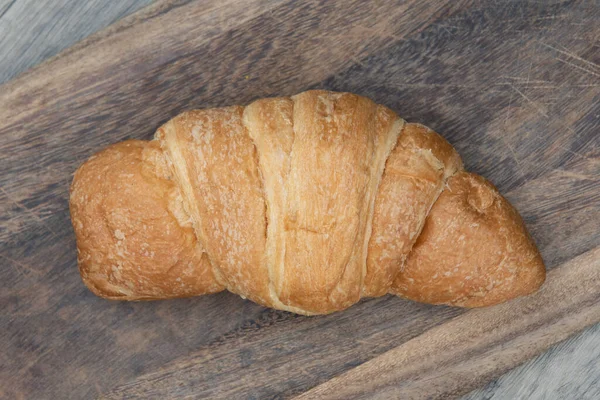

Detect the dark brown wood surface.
xmin=1 ymin=0 xmax=598 ymax=398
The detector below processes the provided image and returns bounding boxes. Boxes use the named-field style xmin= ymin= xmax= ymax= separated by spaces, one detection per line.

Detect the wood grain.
xmin=464 ymin=323 xmax=600 ymax=400
xmin=0 ymin=0 xmax=154 ymax=84
xmin=1 ymin=0 xmax=599 ymax=398
xmin=295 ymin=246 xmax=600 ymax=400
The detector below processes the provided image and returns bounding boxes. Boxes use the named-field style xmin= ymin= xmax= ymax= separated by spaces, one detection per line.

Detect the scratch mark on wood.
xmin=525 ymin=59 xmax=534 ymax=94
xmin=501 ymin=136 xmax=527 ymax=179
xmin=513 ymin=84 xmax=598 ymax=89
xmin=0 ymin=187 xmax=58 ymax=239
xmin=499 ymin=81 xmax=527 ymax=179
xmin=439 ymin=24 xmax=456 ymax=37
xmin=20 ymin=347 xmax=55 ymax=373
xmin=0 ymin=253 xmax=44 ymax=277
xmin=555 ymin=57 xmax=600 ymax=79
xmin=384 ymin=83 xmax=506 ymax=89
xmin=508 ymin=83 xmax=549 ymax=118
xmin=1 ymin=252 xmax=25 ymax=278
xmin=349 ymin=55 xmax=367 ymax=69
xmin=500 ymin=76 xmax=552 ymax=84
xmin=556 ymin=145 xmax=599 ymax=164
xmin=540 ymin=42 xmax=600 ymax=72
xmin=554 ymin=169 xmax=598 ymax=182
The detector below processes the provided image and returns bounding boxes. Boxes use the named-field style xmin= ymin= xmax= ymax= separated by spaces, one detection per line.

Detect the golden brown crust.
xmin=243 ymin=91 xmax=402 ymax=314
xmin=69 ymin=140 xmax=223 ymax=300
xmin=156 ymin=107 xmax=272 ymax=307
xmin=242 ymin=96 xmax=308 ymax=313
xmin=364 ymin=123 xmax=463 ymax=297
xmin=70 ymin=90 xmax=546 ymax=313
xmin=389 ymin=172 xmax=546 ymax=307
xmin=271 ymin=91 xmax=401 ymax=313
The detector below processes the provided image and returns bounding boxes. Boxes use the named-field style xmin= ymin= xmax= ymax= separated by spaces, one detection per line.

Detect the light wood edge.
xmin=0 ymin=0 xmax=168 ymax=91
xmin=295 ymin=246 xmax=600 ymax=400
xmin=0 ymin=0 xmax=276 ymax=123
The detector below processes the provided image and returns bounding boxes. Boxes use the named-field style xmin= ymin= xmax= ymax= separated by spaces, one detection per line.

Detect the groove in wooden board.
xmin=0 ymin=0 xmax=280 ymax=124
xmin=0 ymin=0 xmax=473 ymax=125
xmin=0 ymin=0 xmax=156 ymax=85
xmin=102 ymin=299 xmax=464 ymax=399
xmin=463 ymin=323 xmax=600 ymax=400
xmin=0 ymin=0 xmax=194 ymax=85
xmin=296 ymin=246 xmax=600 ymax=400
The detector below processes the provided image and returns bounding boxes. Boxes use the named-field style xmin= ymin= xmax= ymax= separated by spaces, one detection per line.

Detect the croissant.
xmin=70 ymin=90 xmax=545 ymax=315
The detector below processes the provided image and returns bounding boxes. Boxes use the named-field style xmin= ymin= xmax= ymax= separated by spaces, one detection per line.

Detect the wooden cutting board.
xmin=1 ymin=0 xmax=599 ymax=398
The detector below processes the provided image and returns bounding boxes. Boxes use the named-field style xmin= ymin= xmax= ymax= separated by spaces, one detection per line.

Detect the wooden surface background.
xmin=1 ymin=0 xmax=599 ymax=398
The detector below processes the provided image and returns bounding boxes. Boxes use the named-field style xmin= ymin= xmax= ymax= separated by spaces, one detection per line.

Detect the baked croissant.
xmin=70 ymin=90 xmax=545 ymax=315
